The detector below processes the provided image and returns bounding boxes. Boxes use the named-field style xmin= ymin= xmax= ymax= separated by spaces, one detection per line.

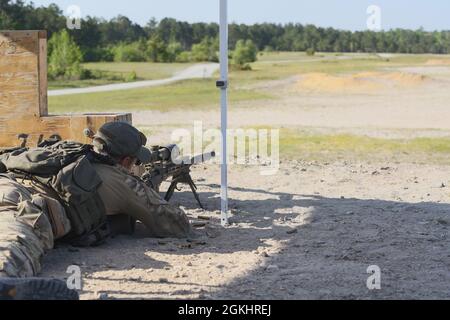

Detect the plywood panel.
xmin=0 ymin=30 xmax=132 ymax=148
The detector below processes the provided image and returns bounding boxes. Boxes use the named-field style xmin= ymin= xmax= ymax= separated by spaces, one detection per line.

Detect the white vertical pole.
xmin=219 ymin=0 xmax=229 ymax=226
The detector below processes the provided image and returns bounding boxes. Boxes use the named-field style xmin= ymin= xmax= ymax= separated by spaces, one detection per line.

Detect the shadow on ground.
xmin=42 ymin=184 xmax=449 ymax=299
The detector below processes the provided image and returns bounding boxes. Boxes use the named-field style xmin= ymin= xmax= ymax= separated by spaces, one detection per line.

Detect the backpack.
xmin=0 ymin=141 xmax=91 ymax=177
xmin=1 ymin=141 xmax=109 ymax=247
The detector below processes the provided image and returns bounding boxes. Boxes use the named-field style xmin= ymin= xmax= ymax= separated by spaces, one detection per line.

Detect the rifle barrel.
xmin=176 ymin=151 xmax=216 ymax=165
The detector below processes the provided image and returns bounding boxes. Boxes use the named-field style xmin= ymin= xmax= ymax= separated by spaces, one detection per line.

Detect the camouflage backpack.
xmin=0 ymin=141 xmax=91 ymax=177
xmin=0 ymin=141 xmax=110 ymax=247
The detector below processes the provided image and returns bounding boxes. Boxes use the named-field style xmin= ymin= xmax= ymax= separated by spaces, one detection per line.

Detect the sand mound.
xmin=425 ymin=59 xmax=450 ymax=66
xmin=295 ymin=71 xmax=427 ymax=93
xmin=295 ymin=73 xmax=380 ymax=93
xmin=358 ymin=72 xmax=427 ymax=86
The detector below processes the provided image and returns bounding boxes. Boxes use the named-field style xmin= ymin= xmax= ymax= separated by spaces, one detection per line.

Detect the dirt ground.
xmin=41 ymin=162 xmax=450 ymax=299
xmin=134 ymin=64 xmax=450 ymax=139
xmin=41 ymin=61 xmax=450 ymax=300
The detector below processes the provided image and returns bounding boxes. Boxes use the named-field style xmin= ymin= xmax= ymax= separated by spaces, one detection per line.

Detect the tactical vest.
xmin=0 ymin=141 xmax=110 ymax=247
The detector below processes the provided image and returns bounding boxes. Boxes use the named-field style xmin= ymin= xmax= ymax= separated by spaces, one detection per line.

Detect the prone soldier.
xmin=0 ymin=122 xmax=194 ymax=299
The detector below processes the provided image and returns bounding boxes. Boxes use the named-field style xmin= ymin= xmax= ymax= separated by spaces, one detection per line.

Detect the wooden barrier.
xmin=0 ymin=30 xmax=131 ymax=148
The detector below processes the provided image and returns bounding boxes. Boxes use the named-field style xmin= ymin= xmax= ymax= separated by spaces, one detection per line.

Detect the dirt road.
xmin=48 ymin=63 xmax=219 ymax=96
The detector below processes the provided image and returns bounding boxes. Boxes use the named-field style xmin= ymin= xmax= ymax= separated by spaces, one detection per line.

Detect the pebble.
xmin=206 ymin=228 xmax=220 ymax=238
xmin=97 ymin=292 xmax=109 ymax=300
xmin=187 ymin=239 xmax=207 ymax=245
xmin=266 ymin=265 xmax=279 ymax=271
xmin=193 ymin=222 xmax=207 ymax=228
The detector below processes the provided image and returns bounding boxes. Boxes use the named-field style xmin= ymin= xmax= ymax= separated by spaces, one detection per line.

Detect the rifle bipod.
xmin=164 ymin=172 xmax=205 ymax=209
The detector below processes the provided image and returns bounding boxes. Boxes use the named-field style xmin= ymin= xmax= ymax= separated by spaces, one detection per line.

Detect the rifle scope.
xmin=149 ymin=144 xmax=180 ymax=162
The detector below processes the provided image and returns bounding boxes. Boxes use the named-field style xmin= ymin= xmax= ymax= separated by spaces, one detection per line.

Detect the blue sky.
xmin=29 ymin=0 xmax=450 ymax=31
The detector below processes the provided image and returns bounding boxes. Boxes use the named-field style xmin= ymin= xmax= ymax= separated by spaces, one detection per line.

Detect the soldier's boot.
xmin=0 ymin=277 xmax=79 ymax=300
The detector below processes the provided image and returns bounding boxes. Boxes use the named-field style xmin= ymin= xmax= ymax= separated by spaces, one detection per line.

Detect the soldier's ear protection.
xmin=92 ymin=137 xmax=111 ymax=154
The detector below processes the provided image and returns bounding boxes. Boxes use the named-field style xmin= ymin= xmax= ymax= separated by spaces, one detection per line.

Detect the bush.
xmin=240 ymin=63 xmax=252 ymax=71
xmin=146 ymin=35 xmax=168 ymax=62
xmin=48 ymin=29 xmax=84 ymax=80
xmin=124 ymin=71 xmax=137 ymax=82
xmin=306 ymin=48 xmax=316 ymax=56
xmin=165 ymin=42 xmax=183 ymax=62
xmin=82 ymin=47 xmax=114 ymax=62
xmin=113 ymin=42 xmax=147 ymax=62
xmin=80 ymin=69 xmax=137 ymax=82
xmin=233 ymin=39 xmax=258 ymax=70
xmin=191 ymin=37 xmax=219 ymax=62
xmin=175 ymin=51 xmax=191 ymax=63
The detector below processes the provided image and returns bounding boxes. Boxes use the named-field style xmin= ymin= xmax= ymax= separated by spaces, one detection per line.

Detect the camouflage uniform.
xmin=0 ymin=122 xmax=193 ymax=278
xmin=94 ymin=163 xmax=192 ymax=238
xmin=0 ymin=165 xmax=192 ymax=277
xmin=0 ymin=174 xmax=68 ymax=277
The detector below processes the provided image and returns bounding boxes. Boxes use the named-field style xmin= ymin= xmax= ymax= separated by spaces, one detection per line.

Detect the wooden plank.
xmin=38 ymin=31 xmax=48 ymax=116
xmin=0 ymin=30 xmax=40 ymax=123
xmin=0 ymin=30 xmax=132 ymax=148
xmin=0 ymin=113 xmax=132 ymax=147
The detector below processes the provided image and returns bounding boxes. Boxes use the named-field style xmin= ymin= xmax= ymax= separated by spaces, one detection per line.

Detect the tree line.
xmin=2 ymin=0 xmax=450 ymax=79
xmin=2 ymin=0 xmax=450 ymax=58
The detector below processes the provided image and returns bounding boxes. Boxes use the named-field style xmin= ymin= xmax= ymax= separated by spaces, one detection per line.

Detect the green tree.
xmin=166 ymin=42 xmax=183 ymax=62
xmin=233 ymin=39 xmax=258 ymax=69
xmin=146 ymin=35 xmax=168 ymax=62
xmin=2 ymin=1 xmax=450 ymax=59
xmin=191 ymin=37 xmax=219 ymax=62
xmin=48 ymin=29 xmax=83 ymax=80
xmin=112 ymin=42 xmax=147 ymax=62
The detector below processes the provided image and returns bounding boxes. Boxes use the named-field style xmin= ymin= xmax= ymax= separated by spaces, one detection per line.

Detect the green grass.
xmin=229 ymin=52 xmax=448 ymax=88
xmin=48 ymin=62 xmax=194 ymax=90
xmin=278 ymin=129 xmax=450 ymax=163
xmin=48 ymin=52 xmax=450 ymax=113
xmin=82 ymin=62 xmax=194 ymax=80
xmin=49 ymin=79 xmax=272 ymax=113
xmin=232 ymin=54 xmax=382 ymax=84
xmin=48 ymin=79 xmax=125 ymax=90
